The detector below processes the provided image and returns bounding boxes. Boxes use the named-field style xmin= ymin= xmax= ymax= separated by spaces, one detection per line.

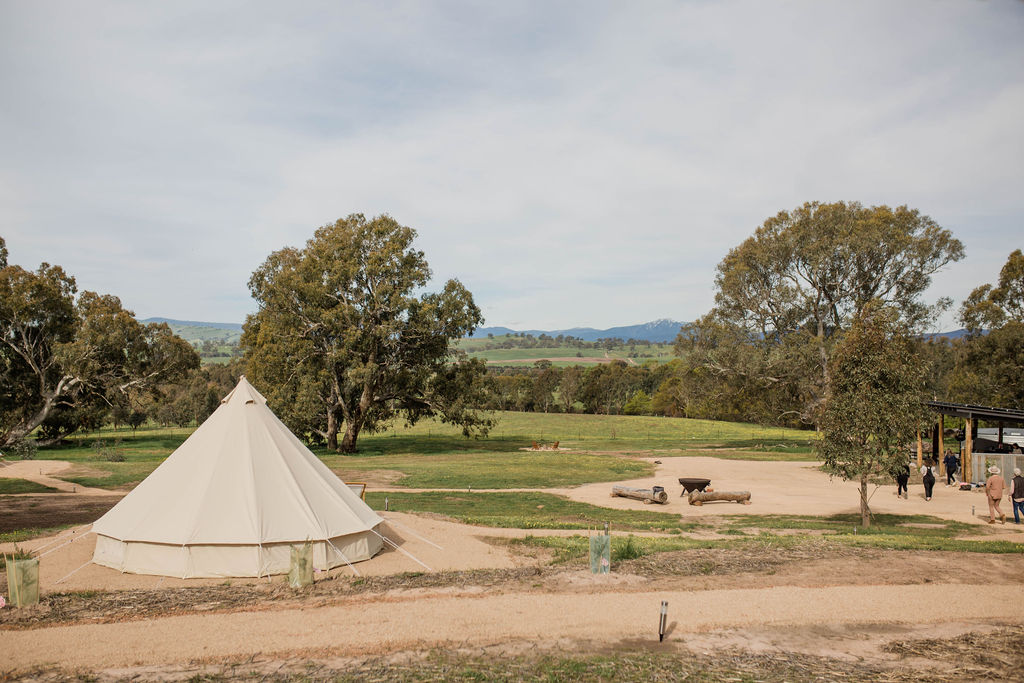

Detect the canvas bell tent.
xmin=92 ymin=377 xmax=383 ymax=578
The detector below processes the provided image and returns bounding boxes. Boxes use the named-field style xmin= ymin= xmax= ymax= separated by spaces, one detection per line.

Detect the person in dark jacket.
xmin=1010 ymin=467 xmax=1024 ymax=525
xmin=894 ymin=462 xmax=910 ymax=500
xmin=920 ymin=460 xmax=938 ymax=501
xmin=943 ymin=450 xmax=959 ymax=486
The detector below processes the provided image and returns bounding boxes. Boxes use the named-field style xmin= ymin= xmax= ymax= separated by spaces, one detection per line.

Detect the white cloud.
xmin=1 ymin=0 xmax=1021 ymax=330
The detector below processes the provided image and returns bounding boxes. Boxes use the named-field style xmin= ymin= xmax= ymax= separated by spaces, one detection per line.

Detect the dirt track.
xmin=3 ymin=584 xmax=1021 ymax=671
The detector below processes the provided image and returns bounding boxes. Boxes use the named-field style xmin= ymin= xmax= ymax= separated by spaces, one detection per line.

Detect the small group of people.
xmin=892 ymin=452 xmax=1024 ymax=523
xmin=893 ymin=457 xmax=943 ymax=501
xmin=986 ymin=465 xmax=1024 ymax=525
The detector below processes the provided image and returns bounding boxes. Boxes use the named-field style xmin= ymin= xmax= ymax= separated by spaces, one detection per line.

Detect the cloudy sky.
xmin=2 ymin=1 xmax=1022 ymax=331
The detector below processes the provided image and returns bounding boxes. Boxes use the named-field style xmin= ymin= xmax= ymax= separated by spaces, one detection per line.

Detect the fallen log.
xmin=612 ymin=485 xmax=668 ymax=505
xmin=688 ymin=490 xmax=751 ymax=506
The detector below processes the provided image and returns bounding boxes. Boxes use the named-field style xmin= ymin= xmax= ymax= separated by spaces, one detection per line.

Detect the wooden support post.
xmin=965 ymin=417 xmax=973 ymax=483
xmin=939 ymin=415 xmax=945 ymax=475
xmin=998 ymin=423 xmax=1004 ymax=447
xmin=916 ymin=430 xmax=923 ymax=468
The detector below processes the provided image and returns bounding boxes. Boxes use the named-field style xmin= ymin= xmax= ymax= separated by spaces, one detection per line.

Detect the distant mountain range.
xmin=470 ymin=319 xmax=688 ymax=343
xmin=143 ymin=317 xmax=975 ymax=346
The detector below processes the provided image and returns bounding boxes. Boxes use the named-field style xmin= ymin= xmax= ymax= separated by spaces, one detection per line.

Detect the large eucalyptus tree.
xmin=242 ymin=214 xmax=490 ymax=452
xmin=680 ymin=201 xmax=963 ymax=425
xmin=0 ymin=237 xmax=199 ymax=447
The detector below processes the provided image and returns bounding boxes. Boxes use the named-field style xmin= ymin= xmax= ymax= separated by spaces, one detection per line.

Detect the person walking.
xmin=1010 ymin=467 xmax=1024 ymax=525
xmin=895 ymin=462 xmax=910 ymax=500
xmin=920 ymin=460 xmax=937 ymax=501
xmin=985 ymin=465 xmax=1006 ymax=524
xmin=943 ymin=450 xmax=959 ymax=486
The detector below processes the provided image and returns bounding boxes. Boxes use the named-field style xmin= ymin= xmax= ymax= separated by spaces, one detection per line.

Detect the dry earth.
xmin=2 ymin=455 xmax=1023 ymax=680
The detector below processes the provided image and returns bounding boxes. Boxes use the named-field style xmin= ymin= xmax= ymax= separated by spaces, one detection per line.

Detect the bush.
xmin=3 ymin=544 xmax=33 ymax=561
xmin=5 ymin=438 xmax=38 ymax=461
xmin=612 ymin=535 xmax=646 ymax=561
xmin=91 ymin=438 xmax=126 ymax=462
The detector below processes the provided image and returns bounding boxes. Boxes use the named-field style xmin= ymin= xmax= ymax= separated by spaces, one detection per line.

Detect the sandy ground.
xmin=3 ymin=456 xmax=1023 ymax=677
xmin=3 ymin=584 xmax=1022 ymax=671
xmin=556 ymin=456 xmax=1021 ymax=527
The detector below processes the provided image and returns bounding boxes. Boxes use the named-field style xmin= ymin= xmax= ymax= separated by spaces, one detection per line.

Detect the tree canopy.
xmin=242 ymin=214 xmax=491 ymax=452
xmin=951 ymin=249 xmax=1024 ymax=409
xmin=680 ymin=201 xmax=963 ymax=425
xmin=959 ymin=248 xmax=1024 ymax=333
xmin=818 ymin=304 xmax=929 ymax=526
xmin=0 ymin=239 xmax=199 ymax=447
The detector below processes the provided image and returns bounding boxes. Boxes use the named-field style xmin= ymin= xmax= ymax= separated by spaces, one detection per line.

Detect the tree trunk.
xmin=860 ymin=472 xmax=871 ymax=527
xmin=1 ymin=390 xmax=60 ymax=447
xmin=340 ymin=419 xmax=361 ymax=453
xmin=326 ymin=409 xmax=339 ymax=451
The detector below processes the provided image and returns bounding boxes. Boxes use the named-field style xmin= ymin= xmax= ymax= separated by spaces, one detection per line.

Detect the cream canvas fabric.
xmin=92 ymin=377 xmax=383 ymax=578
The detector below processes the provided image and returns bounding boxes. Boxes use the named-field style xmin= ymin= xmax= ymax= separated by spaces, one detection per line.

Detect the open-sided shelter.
xmin=92 ymin=377 xmax=383 ymax=578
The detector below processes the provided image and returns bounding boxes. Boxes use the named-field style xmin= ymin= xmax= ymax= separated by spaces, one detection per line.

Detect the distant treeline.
xmin=471 ymin=332 xmax=670 ymax=351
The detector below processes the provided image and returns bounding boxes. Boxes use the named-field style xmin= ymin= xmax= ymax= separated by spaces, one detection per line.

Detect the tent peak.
xmin=221 ymin=375 xmax=267 ymax=406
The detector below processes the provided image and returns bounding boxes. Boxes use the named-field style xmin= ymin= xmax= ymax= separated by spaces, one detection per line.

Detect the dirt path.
xmin=2 ymin=584 xmax=1020 ymax=671
xmin=0 ymin=459 xmax=112 ymax=496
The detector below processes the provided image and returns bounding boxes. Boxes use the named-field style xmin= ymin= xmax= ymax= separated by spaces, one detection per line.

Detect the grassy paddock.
xmin=327 ymin=452 xmax=651 ymax=489
xmin=503 ymin=512 xmax=1024 ymax=558
xmin=0 ymin=479 xmax=59 ymax=494
xmin=0 ymin=524 xmax=78 ymax=544
xmin=358 ymin=410 xmax=815 ymax=454
xmin=366 ymin=491 xmax=694 ymax=531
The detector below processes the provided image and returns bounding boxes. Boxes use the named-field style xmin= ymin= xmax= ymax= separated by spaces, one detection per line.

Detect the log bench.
xmin=612 ymin=485 xmax=669 ymax=504
xmin=688 ymin=490 xmax=751 ymax=506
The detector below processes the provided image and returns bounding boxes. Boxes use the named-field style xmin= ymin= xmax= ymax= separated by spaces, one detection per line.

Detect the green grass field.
xmin=0 ymin=478 xmax=59 ymax=494
xmin=366 ymin=491 xmax=692 ymax=530
xmin=506 ymin=514 xmax=1023 ymax=557
xmin=360 ymin=410 xmax=814 ymax=453
xmin=328 ymin=452 xmax=651 ymax=488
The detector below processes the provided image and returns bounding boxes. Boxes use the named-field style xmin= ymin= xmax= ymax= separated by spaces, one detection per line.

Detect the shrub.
xmin=6 ymin=438 xmax=38 ymax=461
xmin=612 ymin=535 xmax=646 ymax=561
xmin=91 ymin=438 xmax=126 ymax=462
xmin=3 ymin=544 xmax=33 ymax=561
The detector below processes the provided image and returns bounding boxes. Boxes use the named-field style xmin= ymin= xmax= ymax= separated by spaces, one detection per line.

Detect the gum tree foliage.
xmin=0 ymin=237 xmax=199 ymax=446
xmin=679 ymin=201 xmax=963 ymax=425
xmin=242 ymin=214 xmax=491 ymax=453
xmin=818 ymin=304 xmax=930 ymax=527
xmin=952 ymin=249 xmax=1024 ymax=408
xmin=579 ymin=361 xmax=646 ymax=415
